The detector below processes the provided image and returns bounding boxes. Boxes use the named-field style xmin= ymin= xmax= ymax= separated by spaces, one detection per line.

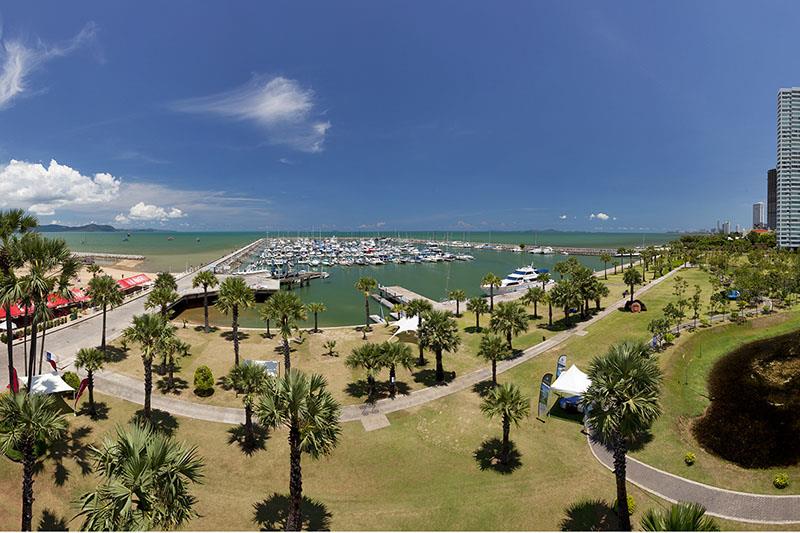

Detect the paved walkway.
xmin=587 ymin=437 xmax=800 ymax=524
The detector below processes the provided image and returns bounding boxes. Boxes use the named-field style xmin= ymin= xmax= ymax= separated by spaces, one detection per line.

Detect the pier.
xmin=376 ymin=285 xmax=444 ymax=309
xmin=280 ymin=271 xmax=329 ymax=288
xmin=72 ymin=252 xmax=145 ymax=263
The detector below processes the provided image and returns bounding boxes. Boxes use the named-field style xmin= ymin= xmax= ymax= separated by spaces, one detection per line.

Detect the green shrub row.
xmin=0 ymin=316 xmax=70 ymax=343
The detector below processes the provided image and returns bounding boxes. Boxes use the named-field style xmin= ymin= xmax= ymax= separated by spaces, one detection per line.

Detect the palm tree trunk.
xmin=548 ymin=302 xmax=553 ymax=326
xmin=203 ymin=286 xmax=210 ymax=333
xmin=21 ymin=437 xmax=34 ymax=531
xmin=491 ymin=359 xmax=497 ymax=384
xmin=489 ymin=288 xmax=494 ymax=312
xmin=5 ymin=305 xmax=15 ymax=394
xmin=266 ymin=319 xmax=271 ymax=338
xmin=604 ymin=262 xmax=608 ymax=279
xmin=363 ymin=296 xmax=370 ymax=339
xmin=38 ymin=321 xmax=48 ymax=374
xmin=435 ymin=348 xmax=444 ymax=382
xmin=367 ymin=374 xmax=375 ymax=400
xmin=502 ymin=415 xmax=510 ymax=464
xmin=22 ymin=308 xmax=28 ymax=374
xmin=233 ymin=306 xmax=240 ymax=366
xmin=506 ymin=331 xmax=512 ymax=350
xmin=456 ymin=300 xmax=460 ymax=316
xmin=475 ymin=312 xmax=480 ymax=330
xmin=245 ymin=404 xmax=253 ymax=438
xmin=168 ymin=362 xmax=175 ymax=391
xmin=283 ymin=337 xmax=291 ymax=373
xmin=389 ymin=364 xmax=396 ymax=398
xmin=612 ymin=434 xmax=632 ymax=531
xmin=417 ymin=316 xmax=425 ymax=365
xmin=314 ymin=312 xmax=318 ymax=333
xmin=143 ymin=358 xmax=152 ymax=419
xmin=533 ymin=301 xmax=538 ymax=318
xmin=287 ymin=422 xmax=303 ymax=531
xmin=629 ymin=284 xmax=635 ymax=303
xmin=88 ymin=370 xmax=95 ymax=416
xmin=101 ymin=303 xmax=108 ymax=353
xmin=27 ymin=319 xmax=38 ymax=392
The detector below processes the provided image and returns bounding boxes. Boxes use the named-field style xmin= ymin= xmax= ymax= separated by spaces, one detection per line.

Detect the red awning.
xmin=0 ymin=304 xmax=33 ymax=320
xmin=0 ymin=289 xmax=89 ymax=319
xmin=117 ymin=274 xmax=152 ymax=290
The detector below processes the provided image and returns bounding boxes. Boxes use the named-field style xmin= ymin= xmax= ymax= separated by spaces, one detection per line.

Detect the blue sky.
xmin=0 ymin=1 xmax=795 ymax=232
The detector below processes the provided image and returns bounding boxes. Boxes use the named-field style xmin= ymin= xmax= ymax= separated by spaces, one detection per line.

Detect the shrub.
xmin=684 ymin=452 xmax=696 ymax=466
xmin=193 ymin=365 xmax=214 ymax=396
xmin=700 ymin=317 xmax=710 ymax=327
xmin=62 ymin=371 xmax=81 ymax=398
xmin=664 ymin=333 xmax=676 ymax=345
xmin=774 ymin=473 xmax=790 ymax=489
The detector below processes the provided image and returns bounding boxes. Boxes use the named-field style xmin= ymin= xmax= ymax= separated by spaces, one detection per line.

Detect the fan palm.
xmin=153 ymin=272 xmax=178 ymax=291
xmin=549 ymin=280 xmax=581 ymax=323
xmin=477 ymin=333 xmax=510 ymax=384
xmin=345 ymin=343 xmax=384 ymax=399
xmin=490 ymin=301 xmax=529 ymax=350
xmin=600 ymin=252 xmax=613 ymax=279
xmin=259 ymin=296 xmax=275 ymax=338
xmin=448 ymin=289 xmax=466 ymax=316
xmin=74 ymin=347 xmax=106 ymax=417
xmin=145 ymin=285 xmax=179 ymax=318
xmin=380 ymin=341 xmax=414 ymax=398
xmin=466 ymin=296 xmax=489 ymax=331
xmin=640 ymin=502 xmax=720 ymax=531
xmin=222 ymin=363 xmax=271 ymax=440
xmin=623 ymin=268 xmax=643 ymax=303
xmin=418 ymin=309 xmax=461 ymax=382
xmin=583 ymin=341 xmax=663 ymax=531
xmin=537 ymin=272 xmax=551 ymax=290
xmin=191 ymin=270 xmax=218 ymax=333
xmin=86 ymin=263 xmax=103 ymax=279
xmin=75 ymin=423 xmax=204 ymax=531
xmin=481 ymin=273 xmax=502 ymax=312
xmin=216 ymin=276 xmax=255 ymax=367
xmin=162 ymin=336 xmax=190 ymax=392
xmin=0 ymin=392 xmax=67 ymax=531
xmin=405 ymin=298 xmax=433 ymax=365
xmin=543 ymin=292 xmax=553 ymax=326
xmin=269 ymin=291 xmax=306 ymax=373
xmin=256 ymin=371 xmax=341 ymax=531
xmin=480 ymin=382 xmax=530 ymax=464
xmin=87 ymin=274 xmax=124 ymax=354
xmin=306 ymin=302 xmax=326 ymax=333
xmin=124 ymin=313 xmax=172 ymax=419
xmin=522 ymin=286 xmax=545 ymax=318
xmin=354 ymin=277 xmax=377 ymax=339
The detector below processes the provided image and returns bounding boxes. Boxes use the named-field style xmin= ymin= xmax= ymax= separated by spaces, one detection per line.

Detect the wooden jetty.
xmin=279 ymin=271 xmax=329 ymax=287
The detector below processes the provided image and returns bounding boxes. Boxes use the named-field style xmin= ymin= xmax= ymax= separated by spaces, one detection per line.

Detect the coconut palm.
xmin=600 ymin=252 xmax=613 ymax=279
xmin=490 ymin=301 xmax=529 ymax=350
xmin=379 ymin=340 xmax=414 ymax=398
xmin=466 ymin=296 xmax=489 ymax=331
xmin=418 ymin=309 xmax=461 ymax=382
xmin=345 ymin=343 xmax=384 ymax=399
xmin=222 ymin=363 xmax=271 ymax=441
xmin=124 ymin=313 xmax=171 ymax=419
xmin=640 ymin=502 xmax=720 ymax=532
xmin=480 ymin=382 xmax=530 ymax=465
xmin=216 ymin=276 xmax=255 ymax=367
xmin=256 ymin=371 xmax=341 ymax=531
xmin=522 ymin=286 xmax=545 ymax=318
xmin=354 ymin=277 xmax=377 ymax=339
xmin=269 ymin=291 xmax=306 ymax=373
xmin=405 ymin=298 xmax=434 ymax=365
xmin=0 ymin=392 xmax=67 ymax=531
xmin=306 ymin=302 xmax=326 ymax=333
xmin=623 ymin=267 xmax=643 ymax=303
xmin=191 ymin=270 xmax=218 ymax=333
xmin=481 ymin=273 xmax=502 ymax=312
xmin=477 ymin=333 xmax=510 ymax=384
xmin=74 ymin=347 xmax=106 ymax=417
xmin=448 ymin=289 xmax=467 ymax=316
xmin=583 ymin=341 xmax=663 ymax=531
xmin=87 ymin=263 xmax=103 ymax=279
xmin=87 ymin=274 xmax=124 ymax=354
xmin=75 ymin=423 xmax=204 ymax=531
xmin=145 ymin=284 xmax=179 ymax=318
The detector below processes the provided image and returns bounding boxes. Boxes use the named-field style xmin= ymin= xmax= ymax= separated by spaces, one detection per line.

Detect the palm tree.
xmin=216 ymin=276 xmax=255 ymax=367
xmin=538 ymin=272 xmax=551 ymax=290
xmin=306 ymin=302 xmax=326 ymax=333
xmin=640 ymin=502 xmax=720 ymax=532
xmin=379 ymin=341 xmax=414 ymax=398
xmin=222 ymin=363 xmax=270 ymax=441
xmin=490 ymin=301 xmax=529 ymax=350
xmin=260 ymin=296 xmax=275 ymax=338
xmin=599 ymin=252 xmax=612 ymax=279
xmin=153 ymin=271 xmax=178 ymax=292
xmin=448 ymin=289 xmax=467 ymax=316
xmin=256 ymin=371 xmax=341 ymax=531
xmin=124 ymin=313 xmax=171 ymax=419
xmin=192 ymin=270 xmax=218 ymax=333
xmin=354 ymin=277 xmax=377 ymax=339
xmin=549 ymin=280 xmax=581 ymax=324
xmin=593 ymin=279 xmax=610 ymax=310
xmin=522 ymin=286 xmax=545 ymax=318
xmin=481 ymin=273 xmax=502 ymax=312
xmin=76 ymin=423 xmax=204 ymax=531
xmin=74 ymin=347 xmax=105 ymax=417
xmin=345 ymin=343 xmax=384 ymax=399
xmin=466 ymin=296 xmax=489 ymax=330
xmin=477 ymin=333 xmax=510 ymax=384
xmin=0 ymin=392 xmax=67 ymax=531
xmin=418 ymin=309 xmax=461 ymax=382
xmin=87 ymin=274 xmax=124 ymax=354
xmin=145 ymin=284 xmax=179 ymax=318
xmin=480 ymin=382 xmax=530 ymax=465
xmin=405 ymin=298 xmax=433 ymax=365
xmin=543 ymin=292 xmax=553 ymax=326
xmin=616 ymin=248 xmax=627 ymax=272
xmin=162 ymin=336 xmax=190 ymax=392
xmin=583 ymin=341 xmax=663 ymax=531
xmin=86 ymin=263 xmax=103 ymax=279
xmin=623 ymin=267 xmax=643 ymax=303
xmin=269 ymin=291 xmax=306 ymax=373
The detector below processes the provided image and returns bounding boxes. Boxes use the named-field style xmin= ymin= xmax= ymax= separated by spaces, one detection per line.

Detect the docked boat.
xmin=481 ymin=265 xmax=546 ymax=295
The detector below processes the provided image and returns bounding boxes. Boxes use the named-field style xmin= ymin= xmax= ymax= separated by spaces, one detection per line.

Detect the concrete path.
xmin=587 ymin=437 xmax=800 ymax=524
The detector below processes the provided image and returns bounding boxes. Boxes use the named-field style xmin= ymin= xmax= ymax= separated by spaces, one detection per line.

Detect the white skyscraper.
xmin=753 ymin=202 xmax=765 ymax=228
xmin=777 ymin=88 xmax=800 ymax=248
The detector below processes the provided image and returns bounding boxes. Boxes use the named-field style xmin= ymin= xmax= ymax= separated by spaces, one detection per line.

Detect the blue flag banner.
xmin=556 ymin=355 xmax=567 ymax=378
xmin=537 ymin=372 xmax=553 ymax=419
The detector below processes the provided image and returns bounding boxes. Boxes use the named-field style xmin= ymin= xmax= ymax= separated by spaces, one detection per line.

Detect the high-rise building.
xmin=722 ymin=221 xmax=731 ymax=234
xmin=768 ymin=168 xmax=777 ymax=230
xmin=777 ymin=88 xmax=800 ymax=248
xmin=753 ymin=202 xmax=765 ymax=229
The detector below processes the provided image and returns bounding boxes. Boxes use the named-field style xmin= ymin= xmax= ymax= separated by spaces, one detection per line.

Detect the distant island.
xmin=35 ymin=224 xmax=159 ymax=233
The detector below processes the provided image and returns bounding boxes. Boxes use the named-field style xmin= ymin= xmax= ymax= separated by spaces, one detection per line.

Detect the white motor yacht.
xmin=481 ymin=265 xmax=544 ymax=295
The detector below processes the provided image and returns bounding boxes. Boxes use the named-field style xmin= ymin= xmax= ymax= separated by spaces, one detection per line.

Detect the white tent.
xmin=244 ymin=359 xmax=280 ymax=377
xmin=17 ymin=372 xmax=75 ymax=395
xmin=390 ymin=315 xmax=420 ymax=338
xmin=550 ymin=365 xmax=591 ymax=397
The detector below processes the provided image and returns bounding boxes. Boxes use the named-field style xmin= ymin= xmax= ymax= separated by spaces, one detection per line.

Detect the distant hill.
xmin=36 ymin=223 xmax=119 ymax=233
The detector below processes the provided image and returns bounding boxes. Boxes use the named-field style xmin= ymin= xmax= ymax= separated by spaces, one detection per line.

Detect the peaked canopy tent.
xmin=550 ymin=365 xmax=591 ymax=397
xmin=117 ymin=274 xmax=153 ymax=292
xmin=16 ymin=372 xmax=75 ymax=395
xmin=390 ymin=315 xmax=420 ymax=338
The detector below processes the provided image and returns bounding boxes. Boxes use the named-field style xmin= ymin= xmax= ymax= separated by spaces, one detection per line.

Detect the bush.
xmin=193 ymin=365 xmax=214 ymax=396
xmin=613 ymin=495 xmax=636 ymax=516
xmin=684 ymin=452 xmax=696 ymax=466
xmin=664 ymin=333 xmax=676 ymax=345
xmin=700 ymin=317 xmax=711 ymax=327
xmin=774 ymin=473 xmax=790 ymax=489
xmin=62 ymin=371 xmax=80 ymax=399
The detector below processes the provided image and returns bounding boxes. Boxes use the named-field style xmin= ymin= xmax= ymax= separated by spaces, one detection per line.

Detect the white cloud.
xmin=590 ymin=212 xmax=610 ymax=221
xmin=172 ymin=76 xmax=331 ymax=153
xmin=121 ymin=201 xmax=186 ymax=222
xmin=0 ymin=22 xmax=96 ymax=110
xmin=0 ymin=159 xmax=120 ymax=215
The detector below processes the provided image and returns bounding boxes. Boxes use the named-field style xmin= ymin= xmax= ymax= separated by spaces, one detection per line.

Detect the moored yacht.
xmin=481 ymin=265 xmax=546 ymax=295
